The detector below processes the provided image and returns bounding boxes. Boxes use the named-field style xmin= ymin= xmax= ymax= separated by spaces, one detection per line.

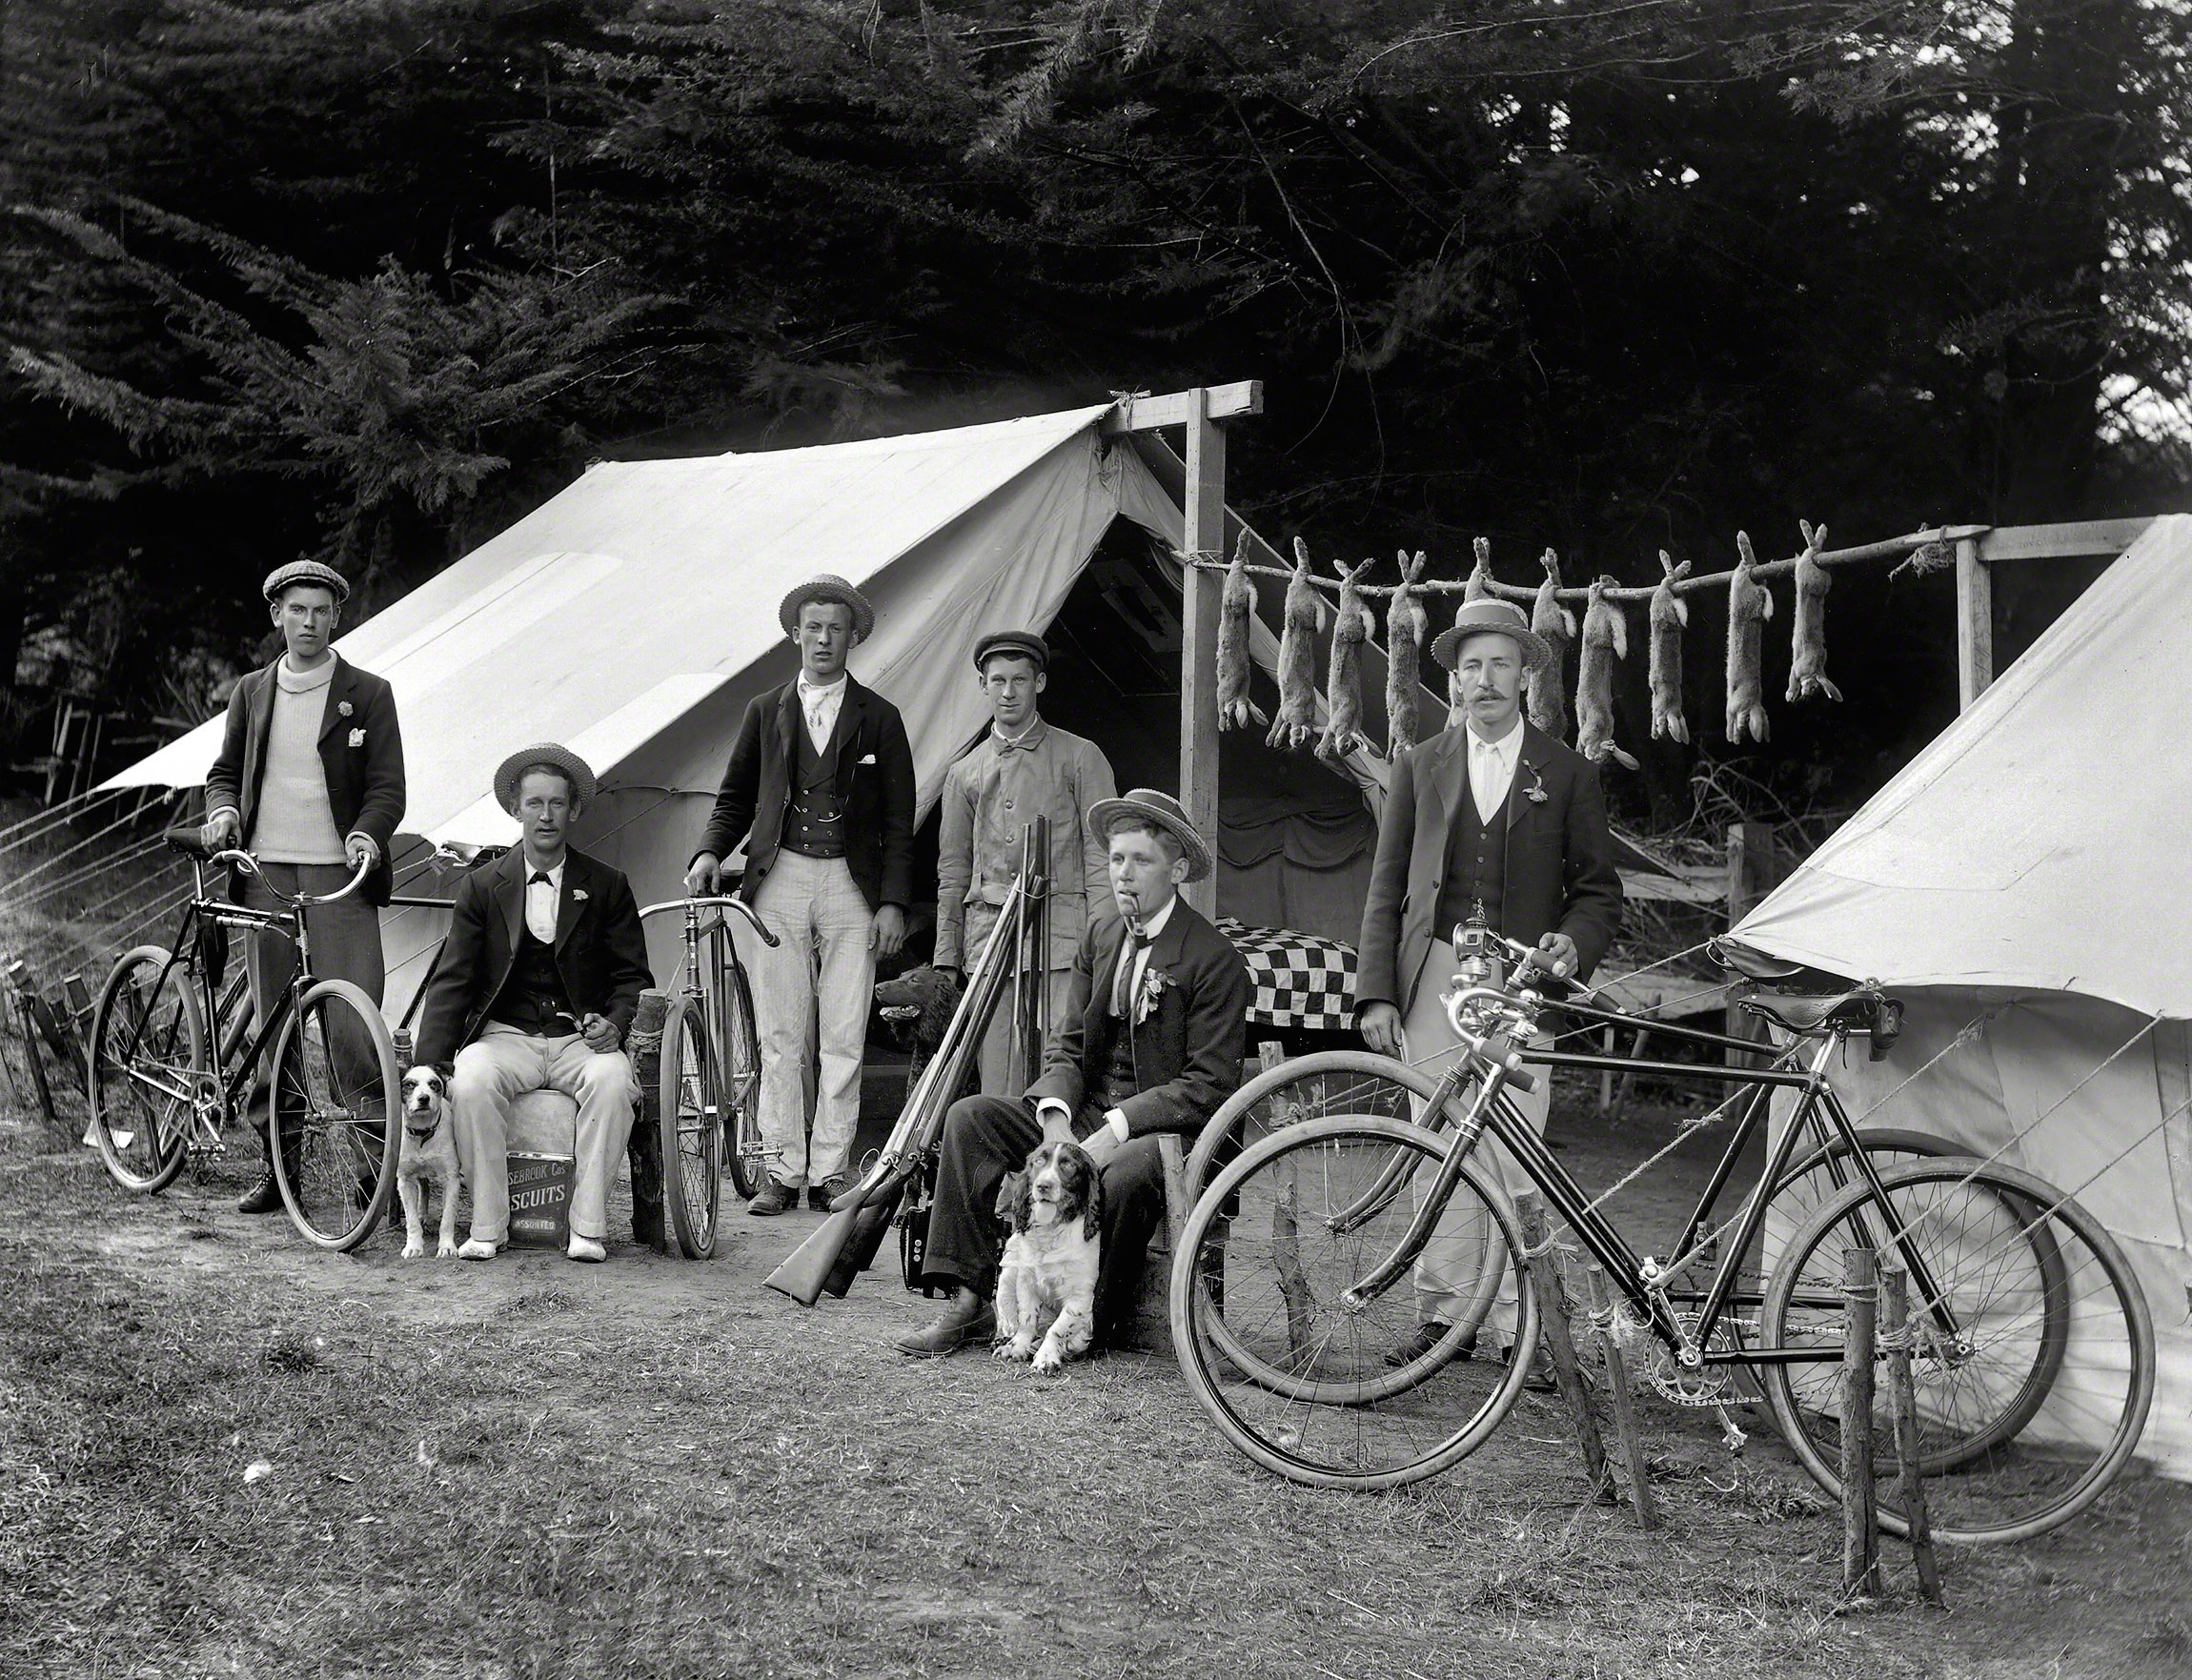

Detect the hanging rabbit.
xmin=1316 ymin=557 xmax=1376 ymax=762
xmin=1786 ymin=519 xmax=1842 ymax=703
xmin=1526 ymin=548 xmax=1577 ymax=739
xmin=1573 ymin=577 xmax=1640 ymax=770
xmin=1450 ymin=537 xmax=1499 ymax=713
xmin=1267 ymin=536 xmax=1328 ymax=751
xmin=1725 ymin=532 xmax=1774 ymax=743
xmin=1215 ymin=530 xmax=1267 ymax=731
xmin=1385 ymin=549 xmax=1429 ymax=755
xmin=1648 ymin=550 xmax=1692 ymax=743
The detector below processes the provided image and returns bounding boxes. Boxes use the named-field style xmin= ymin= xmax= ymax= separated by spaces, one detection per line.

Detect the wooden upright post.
xmin=1180 ymin=390 xmax=1225 ymax=918
xmin=1954 ymin=536 xmax=1992 ymax=711
xmin=1840 ymin=1245 xmax=1883 ymax=1599
xmin=1724 ymin=820 xmax=1776 ymax=1059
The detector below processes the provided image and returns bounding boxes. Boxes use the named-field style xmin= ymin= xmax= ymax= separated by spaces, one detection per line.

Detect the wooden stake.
xmin=1515 ymin=1191 xmax=1614 ymax=1505
xmin=1879 ymin=1265 xmax=1944 ymax=1605
xmin=1582 ymin=1261 xmax=1659 ymax=1528
xmin=1179 ymin=392 xmax=1224 ymax=919
xmin=1840 ymin=1245 xmax=1883 ymax=1599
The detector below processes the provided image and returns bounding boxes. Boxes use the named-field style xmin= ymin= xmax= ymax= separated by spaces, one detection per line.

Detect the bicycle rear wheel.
xmin=659 ymin=994 xmax=722 ymax=1258
xmin=1760 ymin=1158 xmax=2154 ymax=1544
xmin=715 ymin=963 xmax=765 ymax=1201
xmin=270 ymin=980 xmax=400 ymax=1251
xmin=1171 ymin=1114 xmax=1537 ymax=1490
xmin=87 ymin=945 xmax=207 ymax=1194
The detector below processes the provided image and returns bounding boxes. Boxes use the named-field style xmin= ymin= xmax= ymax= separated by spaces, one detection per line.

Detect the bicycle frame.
xmin=1340 ymin=985 xmax=1960 ymax=1374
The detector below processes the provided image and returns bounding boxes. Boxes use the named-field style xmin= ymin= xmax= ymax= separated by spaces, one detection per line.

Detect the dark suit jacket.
xmin=1356 ymin=721 xmax=1623 ymax=1014
xmin=692 ymin=675 xmax=918 ymax=913
xmin=413 ymin=845 xmax=654 ymax=1069
xmin=204 ymin=654 xmax=406 ymax=906
xmin=1026 ymin=897 xmax=1251 ymax=1140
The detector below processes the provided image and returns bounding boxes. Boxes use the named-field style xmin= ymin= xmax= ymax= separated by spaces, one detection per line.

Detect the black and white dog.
xmin=992 ymin=1140 xmax=1103 ymax=1373
xmin=396 ymin=1064 xmax=463 ymax=1260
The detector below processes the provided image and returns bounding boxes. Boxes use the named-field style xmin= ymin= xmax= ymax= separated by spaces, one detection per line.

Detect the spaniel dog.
xmin=993 ymin=1140 xmax=1103 ymax=1373
xmin=396 ymin=1064 xmax=463 ymax=1260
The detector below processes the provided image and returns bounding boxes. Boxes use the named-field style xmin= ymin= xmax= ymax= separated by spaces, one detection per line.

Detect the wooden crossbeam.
xmin=1100 ymin=382 xmax=1263 ymax=434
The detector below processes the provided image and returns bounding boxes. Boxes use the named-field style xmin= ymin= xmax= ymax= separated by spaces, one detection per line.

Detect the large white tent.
xmin=102 ymin=403 xmax=1386 ymax=1014
xmin=1737 ymin=513 xmax=2192 ymax=1478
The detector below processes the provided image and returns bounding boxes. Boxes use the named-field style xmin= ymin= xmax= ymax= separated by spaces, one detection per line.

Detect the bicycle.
xmin=1169 ymin=932 xmax=2155 ymax=1544
xmin=636 ymin=894 xmax=777 ymax=1258
xmin=86 ymin=832 xmax=403 ymax=1251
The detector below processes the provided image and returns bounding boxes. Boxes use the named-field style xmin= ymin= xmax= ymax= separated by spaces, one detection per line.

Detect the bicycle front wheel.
xmin=270 ymin=980 xmax=400 ymax=1251
xmin=88 ymin=945 xmax=207 ymax=1194
xmin=1760 ymin=1158 xmax=2154 ymax=1545
xmin=715 ymin=963 xmax=765 ymax=1202
xmin=1170 ymin=1114 xmax=1538 ymax=1490
xmin=660 ymin=994 xmax=721 ymax=1258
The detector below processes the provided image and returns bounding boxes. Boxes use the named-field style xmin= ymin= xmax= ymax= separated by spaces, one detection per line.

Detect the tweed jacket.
xmin=1025 ymin=896 xmax=1252 ymax=1140
xmin=1356 ymin=720 xmax=1623 ymax=1014
xmin=692 ymin=674 xmax=917 ymax=913
xmin=203 ymin=654 xmax=405 ymax=906
xmin=413 ymin=846 xmax=654 ymax=1069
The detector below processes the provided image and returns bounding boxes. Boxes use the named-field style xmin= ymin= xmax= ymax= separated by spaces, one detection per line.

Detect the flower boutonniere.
xmin=571 ymin=888 xmax=589 ymax=903
xmin=1132 ymin=966 xmax=1174 ymax=1025
xmin=337 ymin=699 xmax=354 ymax=718
xmin=347 ymin=728 xmax=367 ymax=748
xmin=1522 ymin=764 xmax=1549 ymax=804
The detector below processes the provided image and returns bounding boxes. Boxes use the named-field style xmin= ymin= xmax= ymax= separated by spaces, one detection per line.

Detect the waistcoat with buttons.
xmin=488 ymin=921 xmax=578 ymax=1036
xmin=1434 ymin=784 xmax=1509 ymax=941
xmin=781 ymin=709 xmax=847 ymax=859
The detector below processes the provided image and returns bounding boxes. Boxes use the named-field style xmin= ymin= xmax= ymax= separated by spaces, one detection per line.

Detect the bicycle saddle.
xmin=163 ymin=827 xmax=213 ymax=860
xmin=1739 ymin=990 xmax=1903 ymax=1054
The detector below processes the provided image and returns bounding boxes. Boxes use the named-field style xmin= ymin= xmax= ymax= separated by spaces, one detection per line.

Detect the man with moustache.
xmin=684 ymin=576 xmax=918 ymax=1216
xmin=1356 ymin=597 xmax=1623 ymax=1369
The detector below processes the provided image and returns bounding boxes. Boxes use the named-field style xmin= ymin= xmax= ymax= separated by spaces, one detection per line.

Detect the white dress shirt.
xmin=797 ymin=671 xmax=849 ymax=755
xmin=523 ymin=858 xmax=563 ymax=945
xmin=1468 ymin=718 xmax=1524 ymax=825
xmin=1037 ymin=893 xmax=1178 ymax=1146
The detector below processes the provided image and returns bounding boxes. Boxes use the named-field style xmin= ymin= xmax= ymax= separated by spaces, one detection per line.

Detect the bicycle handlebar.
xmin=637 ymin=894 xmax=781 ymax=948
xmin=165 ymin=829 xmax=372 ymax=907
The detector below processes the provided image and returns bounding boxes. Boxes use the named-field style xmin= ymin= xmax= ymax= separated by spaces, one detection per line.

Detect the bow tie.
xmin=529 ymin=870 xmax=554 ymax=886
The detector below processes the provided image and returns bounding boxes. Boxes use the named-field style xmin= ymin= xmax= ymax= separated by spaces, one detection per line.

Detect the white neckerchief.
xmin=1109 ymin=892 xmax=1178 ymax=1019
xmin=797 ymin=671 xmax=849 ymax=755
xmin=522 ymin=857 xmax=564 ymax=945
xmin=1467 ymin=718 xmax=1524 ymax=825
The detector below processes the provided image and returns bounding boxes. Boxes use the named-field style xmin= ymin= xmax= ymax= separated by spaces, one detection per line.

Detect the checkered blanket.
xmin=1216 ymin=917 xmax=1358 ymax=1032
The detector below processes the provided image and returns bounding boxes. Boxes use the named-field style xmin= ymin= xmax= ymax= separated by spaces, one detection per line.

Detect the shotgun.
xmin=764 ymin=865 xmax=1028 ymax=1306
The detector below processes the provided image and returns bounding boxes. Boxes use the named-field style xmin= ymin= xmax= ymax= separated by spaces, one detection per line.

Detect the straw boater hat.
xmin=971 ymin=629 xmax=1048 ymax=672
xmin=494 ymin=743 xmax=599 ymax=815
xmin=1086 ymin=788 xmax=1212 ymax=881
xmin=262 ymin=560 xmax=351 ymax=604
xmin=1429 ymin=597 xmax=1553 ymax=673
xmin=779 ymin=575 xmax=876 ymax=644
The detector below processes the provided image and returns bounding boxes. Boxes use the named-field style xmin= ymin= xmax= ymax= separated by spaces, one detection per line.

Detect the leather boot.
xmin=895 ymin=1292 xmax=993 ymax=1358
xmin=237 ymin=1172 xmax=283 ymax=1215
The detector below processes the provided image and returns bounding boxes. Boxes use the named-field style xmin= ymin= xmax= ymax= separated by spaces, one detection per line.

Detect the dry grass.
xmin=2 ymin=1111 xmax=2187 ymax=1680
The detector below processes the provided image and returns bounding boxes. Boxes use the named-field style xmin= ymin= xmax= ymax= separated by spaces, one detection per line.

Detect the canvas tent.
xmin=1735 ymin=513 xmax=2192 ymax=1479
xmin=102 ymin=403 xmax=1396 ymax=1016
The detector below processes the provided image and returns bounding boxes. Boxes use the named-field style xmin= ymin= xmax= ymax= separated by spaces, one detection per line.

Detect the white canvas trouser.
xmin=453 ymin=1026 xmax=636 ymax=1244
xmin=750 ymin=850 xmax=876 ymax=1187
xmin=1402 ymin=940 xmax=1553 ymax=1346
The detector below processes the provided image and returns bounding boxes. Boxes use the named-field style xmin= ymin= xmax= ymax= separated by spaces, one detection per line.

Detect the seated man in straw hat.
xmin=414 ymin=745 xmax=654 ymax=1264
xmin=1357 ymin=597 xmax=1622 ymax=1368
xmin=896 ymin=789 xmax=1251 ymax=1358
xmin=685 ymin=574 xmax=917 ymax=1216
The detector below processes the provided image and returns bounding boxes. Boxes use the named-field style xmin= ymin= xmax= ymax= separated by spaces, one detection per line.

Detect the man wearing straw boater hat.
xmin=414 ymin=745 xmax=653 ymax=1263
xmin=1356 ymin=595 xmax=1622 ymax=1368
xmin=203 ymin=560 xmax=405 ymax=1214
xmin=934 ymin=628 xmax=1118 ymax=1095
xmin=896 ymin=788 xmax=1250 ymax=1358
xmin=685 ymin=575 xmax=917 ymax=1216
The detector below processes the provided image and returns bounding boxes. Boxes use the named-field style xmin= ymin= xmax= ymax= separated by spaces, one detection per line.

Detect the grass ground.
xmin=3 ymin=1079 xmax=2188 ymax=1679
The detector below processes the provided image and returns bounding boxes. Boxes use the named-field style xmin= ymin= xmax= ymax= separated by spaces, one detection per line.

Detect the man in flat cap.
xmin=1357 ymin=596 xmax=1622 ymax=1367
xmin=685 ymin=575 xmax=918 ymax=1216
xmin=414 ymin=746 xmax=653 ymax=1263
xmin=203 ymin=560 xmax=405 ymax=1214
xmin=897 ymin=789 xmax=1251 ymax=1358
xmin=935 ymin=629 xmax=1118 ymax=1095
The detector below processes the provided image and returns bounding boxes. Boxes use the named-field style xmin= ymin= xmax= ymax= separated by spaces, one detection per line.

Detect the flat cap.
xmin=262 ymin=560 xmax=351 ymax=604
xmin=972 ymin=630 xmax=1049 ymax=673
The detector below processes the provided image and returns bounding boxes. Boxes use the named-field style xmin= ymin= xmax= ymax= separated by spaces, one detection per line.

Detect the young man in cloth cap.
xmin=896 ymin=789 xmax=1251 ymax=1358
xmin=685 ymin=575 xmax=917 ymax=1216
xmin=1356 ymin=596 xmax=1622 ymax=1369
xmin=934 ymin=629 xmax=1118 ymax=1095
xmin=414 ymin=745 xmax=653 ymax=1263
xmin=203 ymin=560 xmax=405 ymax=1214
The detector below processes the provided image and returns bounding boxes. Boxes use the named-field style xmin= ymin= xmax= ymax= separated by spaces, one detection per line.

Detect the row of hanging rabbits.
xmin=1214 ymin=523 xmax=1839 ymax=767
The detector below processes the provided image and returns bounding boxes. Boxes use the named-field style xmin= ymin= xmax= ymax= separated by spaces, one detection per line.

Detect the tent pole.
xmin=1955 ymin=536 xmax=1992 ymax=710
xmin=1180 ymin=390 xmax=1225 ymax=918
